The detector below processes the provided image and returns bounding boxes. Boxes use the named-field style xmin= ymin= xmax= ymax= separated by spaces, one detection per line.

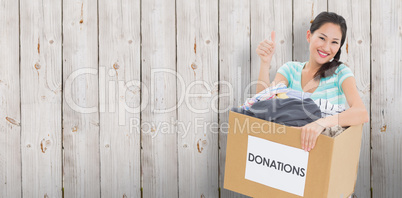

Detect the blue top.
xmin=277 ymin=61 xmax=354 ymax=105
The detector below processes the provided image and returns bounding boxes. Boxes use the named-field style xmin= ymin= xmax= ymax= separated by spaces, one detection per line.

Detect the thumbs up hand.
xmin=256 ymin=31 xmax=276 ymax=64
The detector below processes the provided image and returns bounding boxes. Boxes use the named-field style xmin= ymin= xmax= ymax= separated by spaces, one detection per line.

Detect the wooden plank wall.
xmin=0 ymin=0 xmax=21 ymax=197
xmin=371 ymin=0 xmax=402 ymax=197
xmin=0 ymin=0 xmax=401 ymax=197
xmin=62 ymin=0 xmax=100 ymax=197
xmin=98 ymin=0 xmax=141 ymax=197
xmin=141 ymin=0 xmax=177 ymax=197
xmin=177 ymin=0 xmax=219 ymax=197
xmin=20 ymin=0 xmax=62 ymax=197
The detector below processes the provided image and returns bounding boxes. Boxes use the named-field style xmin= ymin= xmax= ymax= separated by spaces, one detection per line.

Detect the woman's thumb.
xmin=271 ymin=31 xmax=276 ymax=43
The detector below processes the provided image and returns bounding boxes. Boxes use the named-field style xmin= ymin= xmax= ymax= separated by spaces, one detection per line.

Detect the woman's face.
xmin=307 ymin=22 xmax=342 ymax=65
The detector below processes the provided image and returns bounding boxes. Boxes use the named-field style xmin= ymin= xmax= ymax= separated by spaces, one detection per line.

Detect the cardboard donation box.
xmin=224 ymin=111 xmax=363 ymax=198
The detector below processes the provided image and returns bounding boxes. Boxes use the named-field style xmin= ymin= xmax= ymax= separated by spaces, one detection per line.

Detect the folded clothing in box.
xmin=231 ymin=98 xmax=322 ymax=127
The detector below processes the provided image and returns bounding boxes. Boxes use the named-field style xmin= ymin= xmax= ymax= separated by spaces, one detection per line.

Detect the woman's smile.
xmin=317 ymin=50 xmax=329 ymax=58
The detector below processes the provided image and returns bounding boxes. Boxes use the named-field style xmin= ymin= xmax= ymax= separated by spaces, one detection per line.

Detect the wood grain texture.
xmin=1 ymin=1 xmax=402 ymax=197
xmin=371 ymin=0 xmax=402 ymax=197
xmin=328 ymin=1 xmax=371 ymax=197
xmin=0 ymin=0 xmax=21 ymax=197
xmin=250 ymin=0 xmax=292 ymax=94
xmin=293 ymin=0 xmax=327 ymax=62
xmin=99 ymin=0 xmax=141 ymax=197
xmin=218 ymin=0 xmax=250 ymax=197
xmin=62 ymin=0 xmax=100 ymax=197
xmin=141 ymin=0 xmax=178 ymax=197
xmin=20 ymin=0 xmax=63 ymax=197
xmin=176 ymin=0 xmax=219 ymax=197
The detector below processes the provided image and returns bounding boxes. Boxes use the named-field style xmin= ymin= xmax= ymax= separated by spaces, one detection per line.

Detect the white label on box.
xmin=245 ymin=135 xmax=309 ymax=197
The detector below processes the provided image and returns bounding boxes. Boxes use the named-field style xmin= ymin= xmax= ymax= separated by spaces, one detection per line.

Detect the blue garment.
xmin=277 ymin=61 xmax=354 ymax=105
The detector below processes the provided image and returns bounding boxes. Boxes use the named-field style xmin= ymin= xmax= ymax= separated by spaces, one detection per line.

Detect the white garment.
xmin=314 ymin=98 xmax=346 ymax=118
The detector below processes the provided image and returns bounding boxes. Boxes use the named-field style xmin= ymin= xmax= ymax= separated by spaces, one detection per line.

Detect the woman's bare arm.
xmin=301 ymin=76 xmax=368 ymax=152
xmin=256 ymin=31 xmax=285 ymax=93
xmin=256 ymin=63 xmax=288 ymax=93
xmin=317 ymin=76 xmax=369 ymax=127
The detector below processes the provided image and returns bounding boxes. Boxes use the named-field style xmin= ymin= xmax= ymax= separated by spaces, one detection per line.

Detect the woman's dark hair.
xmin=310 ymin=12 xmax=347 ymax=79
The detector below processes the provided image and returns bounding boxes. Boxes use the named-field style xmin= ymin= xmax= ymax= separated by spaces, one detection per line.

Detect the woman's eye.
xmin=333 ymin=42 xmax=339 ymax=44
xmin=320 ymin=37 xmax=325 ymax=40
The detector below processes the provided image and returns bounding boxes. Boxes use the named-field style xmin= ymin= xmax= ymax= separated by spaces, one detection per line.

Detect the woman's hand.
xmin=300 ymin=119 xmax=326 ymax=152
xmin=256 ymin=31 xmax=276 ymax=64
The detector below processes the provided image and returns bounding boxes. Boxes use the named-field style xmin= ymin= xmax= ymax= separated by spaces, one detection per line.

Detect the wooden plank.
xmin=98 ymin=0 xmax=141 ymax=197
xmin=371 ymin=0 xmax=402 ymax=197
xmin=293 ymin=0 xmax=327 ymax=62
xmin=0 ymin=0 xmax=21 ymax=197
xmin=141 ymin=0 xmax=178 ymax=197
xmin=250 ymin=0 xmax=293 ymax=94
xmin=62 ymin=0 xmax=100 ymax=197
xmin=218 ymin=0 xmax=250 ymax=197
xmin=176 ymin=0 xmax=219 ymax=197
xmin=328 ymin=1 xmax=371 ymax=197
xmin=20 ymin=0 xmax=62 ymax=197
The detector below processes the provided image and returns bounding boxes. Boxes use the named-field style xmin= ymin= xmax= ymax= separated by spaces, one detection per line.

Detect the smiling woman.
xmin=255 ymin=11 xmax=369 ymax=152
xmin=254 ymin=11 xmax=369 ymax=198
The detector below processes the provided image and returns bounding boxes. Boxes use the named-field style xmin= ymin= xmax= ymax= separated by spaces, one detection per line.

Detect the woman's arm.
xmin=256 ymin=31 xmax=284 ymax=93
xmin=318 ymin=76 xmax=369 ymax=127
xmin=256 ymin=61 xmax=272 ymax=93
xmin=301 ymin=76 xmax=369 ymax=152
xmin=256 ymin=62 xmax=289 ymax=93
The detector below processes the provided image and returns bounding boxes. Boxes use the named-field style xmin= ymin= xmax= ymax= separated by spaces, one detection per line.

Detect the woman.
xmin=256 ymin=11 xmax=369 ymax=154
